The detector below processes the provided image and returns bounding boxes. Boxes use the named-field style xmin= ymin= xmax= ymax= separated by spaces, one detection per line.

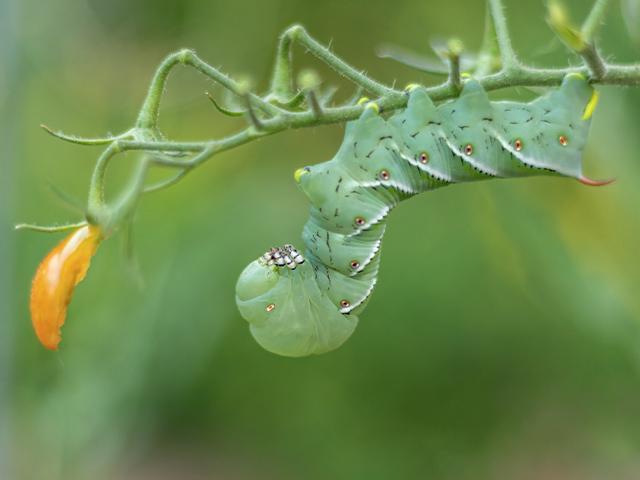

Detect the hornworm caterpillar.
xmin=236 ymin=73 xmax=606 ymax=357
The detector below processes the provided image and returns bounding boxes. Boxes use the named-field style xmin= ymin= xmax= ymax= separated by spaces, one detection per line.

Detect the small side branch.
xmin=244 ymin=95 xmax=266 ymax=131
xmin=15 ymin=221 xmax=88 ymax=233
xmin=41 ymin=124 xmax=131 ymax=146
xmin=580 ymin=0 xmax=612 ymax=79
xmin=278 ymin=25 xmax=399 ymax=98
xmin=305 ymin=90 xmax=323 ymax=117
xmin=580 ymin=44 xmax=607 ymax=80
xmin=135 ymin=50 xmax=279 ymax=130
xmin=547 ymin=0 xmax=609 ymax=80
xmin=488 ymin=0 xmax=518 ymax=69
xmin=269 ymin=30 xmax=296 ymax=103
xmin=446 ymin=40 xmax=463 ymax=93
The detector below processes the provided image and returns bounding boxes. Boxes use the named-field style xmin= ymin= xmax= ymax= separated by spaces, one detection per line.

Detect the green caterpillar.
xmin=235 ymin=73 xmax=606 ymax=357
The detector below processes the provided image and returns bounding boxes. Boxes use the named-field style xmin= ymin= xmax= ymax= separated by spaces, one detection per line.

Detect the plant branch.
xmin=135 ymin=49 xmax=280 ymax=130
xmin=547 ymin=0 xmax=610 ymax=80
xmin=446 ymin=40 xmax=463 ymax=93
xmin=278 ymin=25 xmax=399 ymax=98
xmin=35 ymin=12 xmax=640 ymax=237
xmin=580 ymin=43 xmax=607 ymax=80
xmin=85 ymin=62 xmax=640 ymax=188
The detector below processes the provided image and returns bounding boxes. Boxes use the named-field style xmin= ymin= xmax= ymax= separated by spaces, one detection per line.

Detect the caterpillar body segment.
xmin=235 ymin=259 xmax=358 ymax=357
xmin=236 ymin=74 xmax=598 ymax=357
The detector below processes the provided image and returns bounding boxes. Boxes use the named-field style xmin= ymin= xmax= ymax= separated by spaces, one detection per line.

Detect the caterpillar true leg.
xmin=261 ymin=244 xmax=305 ymax=269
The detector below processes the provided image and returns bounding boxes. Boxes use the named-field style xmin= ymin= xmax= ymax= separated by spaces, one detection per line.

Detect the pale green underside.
xmin=236 ymin=260 xmax=358 ymax=357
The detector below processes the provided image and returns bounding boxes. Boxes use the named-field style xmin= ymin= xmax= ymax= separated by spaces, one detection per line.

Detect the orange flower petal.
xmin=29 ymin=225 xmax=102 ymax=350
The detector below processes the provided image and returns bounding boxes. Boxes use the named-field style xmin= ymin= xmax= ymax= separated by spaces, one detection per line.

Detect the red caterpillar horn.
xmin=578 ymin=176 xmax=616 ymax=187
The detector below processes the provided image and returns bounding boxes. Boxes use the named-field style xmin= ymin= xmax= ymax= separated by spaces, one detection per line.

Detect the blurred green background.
xmin=2 ymin=0 xmax=640 ymax=478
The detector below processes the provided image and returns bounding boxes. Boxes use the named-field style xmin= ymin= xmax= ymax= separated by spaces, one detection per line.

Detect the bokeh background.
xmin=2 ymin=0 xmax=640 ymax=478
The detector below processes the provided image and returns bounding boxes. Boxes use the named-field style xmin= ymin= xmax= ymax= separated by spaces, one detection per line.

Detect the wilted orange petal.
xmin=29 ymin=224 xmax=102 ymax=350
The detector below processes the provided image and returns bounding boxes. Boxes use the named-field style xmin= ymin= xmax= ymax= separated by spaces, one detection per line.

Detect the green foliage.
xmin=4 ymin=0 xmax=640 ymax=479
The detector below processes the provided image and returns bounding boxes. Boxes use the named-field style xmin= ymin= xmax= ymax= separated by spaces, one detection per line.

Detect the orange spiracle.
xmin=29 ymin=224 xmax=102 ymax=350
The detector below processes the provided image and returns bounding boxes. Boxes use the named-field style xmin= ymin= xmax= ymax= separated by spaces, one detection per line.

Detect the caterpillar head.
xmin=235 ymin=250 xmax=358 ymax=357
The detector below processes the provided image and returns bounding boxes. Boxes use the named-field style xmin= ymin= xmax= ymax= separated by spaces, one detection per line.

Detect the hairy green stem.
xmin=280 ymin=25 xmax=399 ymax=98
xmin=244 ymin=96 xmax=265 ymax=131
xmin=38 ymin=7 xmax=640 ymax=237
xmin=488 ymin=0 xmax=519 ymax=69
xmin=579 ymin=43 xmax=607 ymax=80
xmin=40 ymin=124 xmax=132 ymax=146
xmin=93 ymin=61 xmax=640 ymax=173
xmin=82 ymin=59 xmax=637 ymax=203
xmin=305 ymin=89 xmax=323 ymax=117
xmin=269 ymin=30 xmax=295 ymax=102
xmin=448 ymin=54 xmax=462 ymax=93
xmin=136 ymin=50 xmax=279 ymax=130
xmin=14 ymin=221 xmax=88 ymax=233
xmin=88 ymin=143 xmax=119 ymax=213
